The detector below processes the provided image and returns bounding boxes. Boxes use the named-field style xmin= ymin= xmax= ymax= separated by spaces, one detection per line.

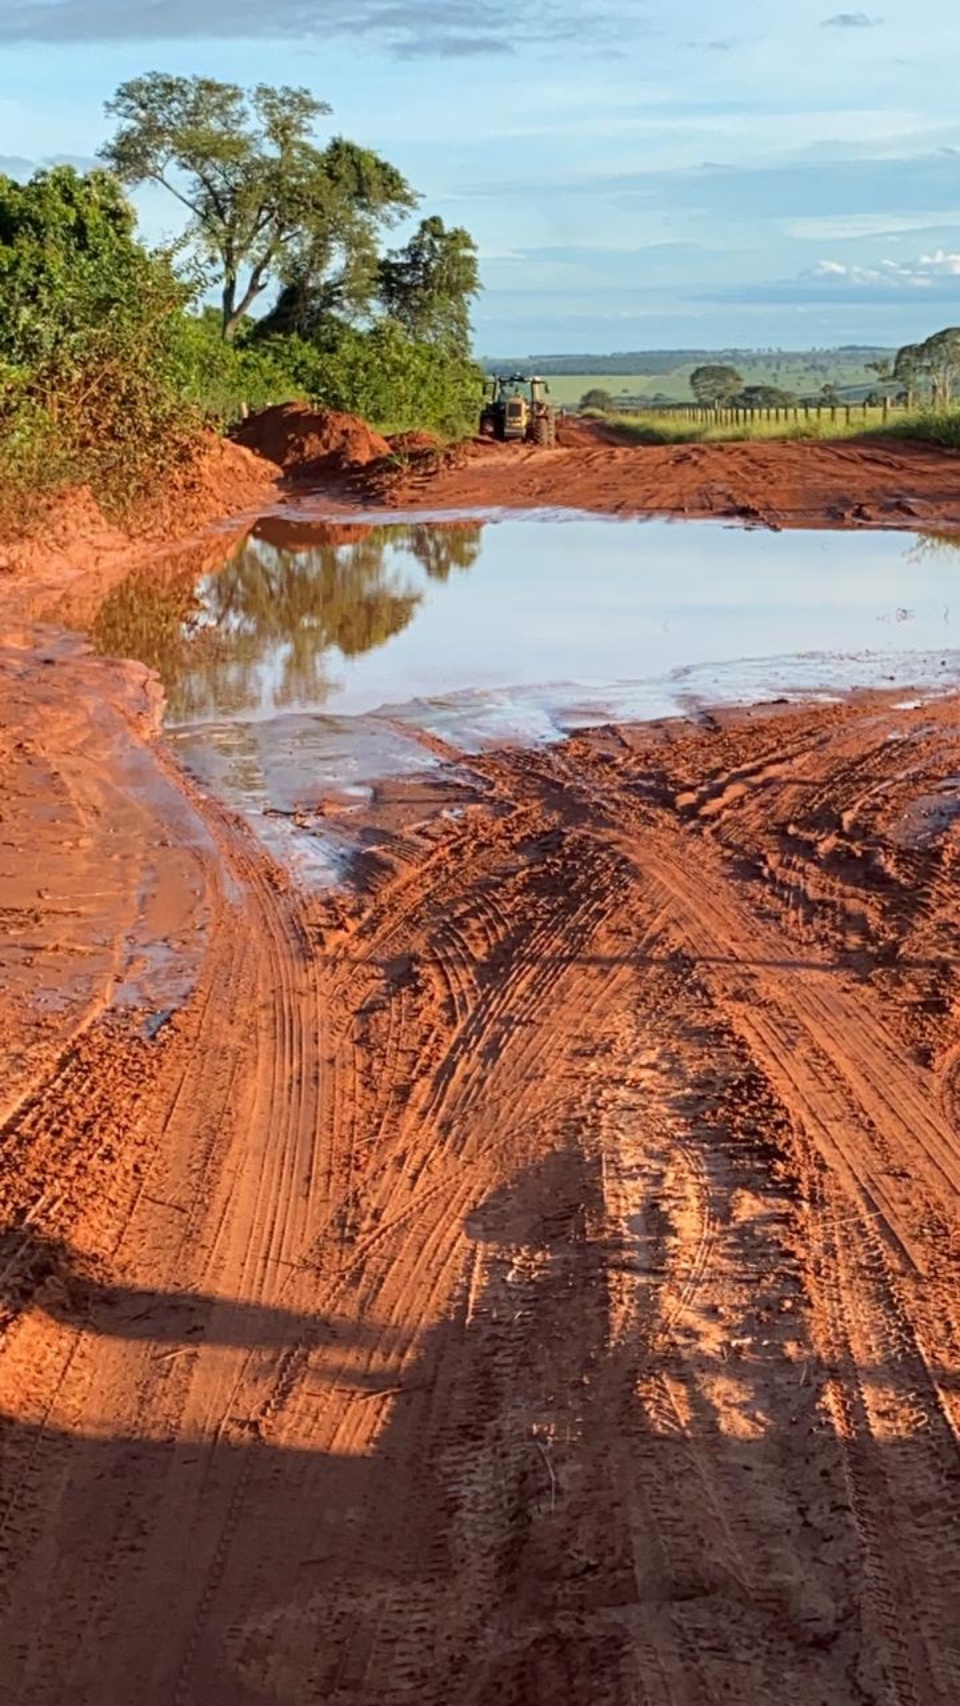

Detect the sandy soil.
xmin=4 ymin=594 xmax=960 ymax=1701
xmin=354 ymin=424 xmax=960 ymax=530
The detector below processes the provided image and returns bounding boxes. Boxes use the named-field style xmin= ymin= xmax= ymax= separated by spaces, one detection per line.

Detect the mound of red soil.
xmin=0 ymin=433 xmax=279 ymax=615
xmin=388 ymin=430 xmax=440 ymax=456
xmin=233 ymin=404 xmax=391 ymax=478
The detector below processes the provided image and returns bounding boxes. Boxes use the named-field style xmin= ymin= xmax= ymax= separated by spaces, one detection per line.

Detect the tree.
xmin=0 ymin=165 xmax=196 ymax=498
xmin=919 ymin=328 xmax=960 ymax=406
xmin=580 ymin=387 xmax=614 ymax=411
xmin=101 ymin=74 xmax=417 ymax=341
xmin=0 ymin=164 xmax=183 ymax=369
xmin=377 ymin=217 xmax=480 ymax=353
xmin=735 ymin=385 xmax=796 ymax=409
xmin=893 ymin=342 xmax=922 ymax=406
xmin=894 ymin=330 xmax=960 ymax=406
xmin=690 ymin=364 xmax=742 ymax=406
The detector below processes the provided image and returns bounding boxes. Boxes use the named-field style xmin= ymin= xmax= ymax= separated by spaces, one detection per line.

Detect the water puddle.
xmin=92 ymin=512 xmax=960 ymax=881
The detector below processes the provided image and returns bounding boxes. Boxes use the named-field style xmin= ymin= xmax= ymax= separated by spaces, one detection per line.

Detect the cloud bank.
xmin=0 ymin=0 xmax=625 ymax=57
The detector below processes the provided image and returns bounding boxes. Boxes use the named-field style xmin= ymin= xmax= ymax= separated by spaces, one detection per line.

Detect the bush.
xmin=271 ymin=320 xmax=484 ymax=438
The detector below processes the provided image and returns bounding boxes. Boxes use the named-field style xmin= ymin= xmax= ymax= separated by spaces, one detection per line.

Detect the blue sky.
xmin=0 ymin=0 xmax=957 ymax=354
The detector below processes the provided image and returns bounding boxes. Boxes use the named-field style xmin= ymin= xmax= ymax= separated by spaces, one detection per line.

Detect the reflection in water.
xmin=909 ymin=531 xmax=960 ymax=562
xmin=93 ymin=520 xmax=484 ymax=723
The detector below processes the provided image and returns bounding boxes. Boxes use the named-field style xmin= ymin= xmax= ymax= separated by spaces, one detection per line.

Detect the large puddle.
xmin=93 ymin=512 xmax=960 ymax=878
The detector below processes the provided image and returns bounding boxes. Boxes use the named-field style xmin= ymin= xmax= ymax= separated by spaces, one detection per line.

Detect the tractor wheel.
xmin=479 ymin=409 xmax=496 ymax=438
xmin=533 ymin=415 xmax=552 ymax=447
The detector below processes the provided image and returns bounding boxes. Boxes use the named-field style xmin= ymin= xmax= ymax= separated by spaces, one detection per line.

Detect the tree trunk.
xmin=222 ymin=275 xmax=238 ymax=342
xmin=223 ymin=265 xmax=271 ymax=344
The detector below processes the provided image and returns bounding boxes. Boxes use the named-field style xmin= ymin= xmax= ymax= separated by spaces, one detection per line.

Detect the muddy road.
xmin=4 ymin=627 xmax=960 ymax=1703
xmin=353 ymin=423 xmax=960 ymax=531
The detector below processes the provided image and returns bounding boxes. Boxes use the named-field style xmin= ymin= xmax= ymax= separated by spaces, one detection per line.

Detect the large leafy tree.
xmin=689 ymin=364 xmax=743 ymax=406
xmin=377 ymin=217 xmax=480 ymax=353
xmin=100 ymin=74 xmax=417 ymax=341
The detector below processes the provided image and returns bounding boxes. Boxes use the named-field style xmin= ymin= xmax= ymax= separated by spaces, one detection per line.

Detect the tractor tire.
xmin=479 ymin=409 xmax=496 ymax=439
xmin=533 ymin=415 xmax=553 ymax=447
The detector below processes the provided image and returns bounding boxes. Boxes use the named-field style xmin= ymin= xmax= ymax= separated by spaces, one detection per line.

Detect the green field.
xmin=595 ymin=404 xmax=960 ymax=449
xmin=491 ymin=354 xmax=894 ymax=409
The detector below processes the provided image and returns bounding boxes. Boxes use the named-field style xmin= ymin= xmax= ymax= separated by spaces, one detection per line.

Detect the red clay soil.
xmin=356 ymin=425 xmax=960 ymax=529
xmin=233 ymin=402 xmax=391 ymax=475
xmin=4 ymin=663 xmax=960 ymax=1702
xmin=0 ymin=434 xmax=280 ymax=624
xmin=7 ymin=408 xmax=960 ymax=1703
xmin=387 ymin=428 xmax=441 ymax=455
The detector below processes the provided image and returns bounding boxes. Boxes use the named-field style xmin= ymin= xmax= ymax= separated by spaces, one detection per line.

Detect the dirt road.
xmin=4 ymin=620 xmax=960 ymax=1702
xmin=353 ymin=424 xmax=960 ymax=531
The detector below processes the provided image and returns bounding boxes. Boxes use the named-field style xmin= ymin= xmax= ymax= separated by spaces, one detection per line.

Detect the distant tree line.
xmin=492 ymin=345 xmax=894 ymax=380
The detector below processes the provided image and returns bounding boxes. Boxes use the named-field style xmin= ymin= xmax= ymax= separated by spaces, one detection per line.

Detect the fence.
xmin=604 ymin=398 xmax=903 ymax=427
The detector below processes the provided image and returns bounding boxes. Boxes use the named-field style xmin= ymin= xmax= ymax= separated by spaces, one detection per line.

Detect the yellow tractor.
xmin=479 ymin=374 xmax=557 ymax=447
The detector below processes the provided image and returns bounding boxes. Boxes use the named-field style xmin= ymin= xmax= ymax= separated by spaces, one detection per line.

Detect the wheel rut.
xmin=4 ymin=692 xmax=960 ymax=1703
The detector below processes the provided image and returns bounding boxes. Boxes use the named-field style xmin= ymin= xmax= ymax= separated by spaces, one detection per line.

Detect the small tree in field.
xmin=580 ymin=387 xmax=614 ymax=411
xmin=101 ymin=74 xmax=416 ymax=341
xmin=690 ymin=364 xmax=742 ymax=406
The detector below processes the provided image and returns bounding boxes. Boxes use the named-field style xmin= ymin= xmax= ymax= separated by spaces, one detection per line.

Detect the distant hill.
xmin=483 ymin=347 xmax=893 ymax=376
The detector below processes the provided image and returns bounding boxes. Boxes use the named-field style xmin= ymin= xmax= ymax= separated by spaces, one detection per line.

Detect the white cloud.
xmin=806 ymin=250 xmax=960 ymax=289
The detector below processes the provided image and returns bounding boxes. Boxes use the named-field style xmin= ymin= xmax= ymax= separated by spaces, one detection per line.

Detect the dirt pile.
xmin=233 ymin=402 xmax=391 ymax=477
xmin=0 ymin=434 xmax=279 ymax=618
xmin=387 ymin=429 xmax=440 ymax=455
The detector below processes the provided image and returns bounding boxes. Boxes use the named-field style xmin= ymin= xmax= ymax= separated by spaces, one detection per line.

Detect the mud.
xmin=4 ymin=613 xmax=960 ymax=1700
xmin=5 ymin=416 xmax=960 ymax=1700
xmin=354 ymin=425 xmax=960 ymax=531
xmin=0 ymin=434 xmax=280 ymax=614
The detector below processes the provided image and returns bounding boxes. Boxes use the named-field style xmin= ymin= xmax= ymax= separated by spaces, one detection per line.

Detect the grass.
xmin=594 ymin=405 xmax=960 ymax=448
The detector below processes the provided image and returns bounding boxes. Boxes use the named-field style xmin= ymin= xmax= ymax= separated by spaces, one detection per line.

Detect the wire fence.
xmin=604 ymin=398 xmax=903 ymax=427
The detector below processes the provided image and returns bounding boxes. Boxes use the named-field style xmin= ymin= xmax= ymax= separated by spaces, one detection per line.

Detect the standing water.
xmin=93 ymin=513 xmax=960 ymax=875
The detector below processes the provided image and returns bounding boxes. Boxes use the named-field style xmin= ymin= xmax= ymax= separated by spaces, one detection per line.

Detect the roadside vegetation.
xmin=590 ymin=403 xmax=960 ymax=449
xmin=0 ymin=74 xmax=484 ymax=537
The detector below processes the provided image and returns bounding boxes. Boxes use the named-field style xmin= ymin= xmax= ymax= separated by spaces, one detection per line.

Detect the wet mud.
xmin=355 ymin=423 xmax=960 ymax=532
xmin=4 ymin=635 xmax=960 ymax=1699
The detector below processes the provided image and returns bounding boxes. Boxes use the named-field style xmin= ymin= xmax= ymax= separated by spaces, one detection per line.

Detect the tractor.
xmin=479 ymin=374 xmax=557 ymax=447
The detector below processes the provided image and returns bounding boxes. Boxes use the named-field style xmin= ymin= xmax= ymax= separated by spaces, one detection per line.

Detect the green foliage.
xmin=594 ymin=403 xmax=960 ymax=448
xmin=1 ymin=86 xmax=487 ymax=537
xmin=690 ymin=364 xmax=743 ymax=405
xmin=0 ymin=165 xmax=201 ymax=521
xmin=378 ymin=217 xmax=480 ymax=353
xmin=734 ymin=384 xmax=797 ymax=407
xmin=168 ymin=311 xmax=310 ymax=422
xmin=580 ymin=387 xmax=614 ymax=411
xmin=895 ymin=328 xmax=960 ymax=406
xmin=101 ymin=74 xmax=416 ymax=340
xmin=275 ymin=320 xmax=484 ymax=437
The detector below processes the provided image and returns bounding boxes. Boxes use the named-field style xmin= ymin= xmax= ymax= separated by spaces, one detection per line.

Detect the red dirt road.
xmin=357 ymin=426 xmax=960 ymax=530
xmin=4 ymin=618 xmax=960 ymax=1701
